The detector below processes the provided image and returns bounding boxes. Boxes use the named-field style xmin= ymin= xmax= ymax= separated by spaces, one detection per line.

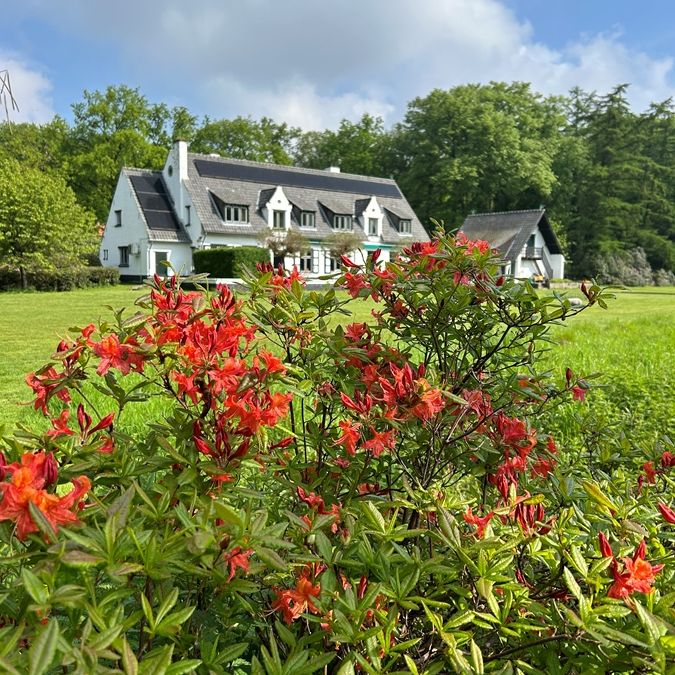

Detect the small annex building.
xmin=459 ymin=209 xmax=565 ymax=280
xmin=99 ymin=140 xmax=428 ymax=280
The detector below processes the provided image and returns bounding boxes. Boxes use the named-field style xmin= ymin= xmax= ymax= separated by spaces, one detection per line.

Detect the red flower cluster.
xmin=0 ymin=452 xmax=90 ymax=540
xmin=603 ymin=539 xmax=663 ymax=600
xmin=272 ymin=564 xmax=324 ymax=624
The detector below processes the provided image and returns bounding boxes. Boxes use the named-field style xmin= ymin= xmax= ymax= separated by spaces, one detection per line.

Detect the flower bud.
xmin=43 ymin=452 xmax=58 ymax=487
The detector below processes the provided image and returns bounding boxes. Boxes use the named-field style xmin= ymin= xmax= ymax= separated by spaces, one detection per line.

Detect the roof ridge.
xmin=466 ymin=208 xmax=545 ymax=218
xmin=187 ymin=151 xmax=396 ymax=185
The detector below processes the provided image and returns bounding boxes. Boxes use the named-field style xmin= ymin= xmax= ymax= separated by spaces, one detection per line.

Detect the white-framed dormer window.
xmin=224 ymin=205 xmax=249 ymax=224
xmin=399 ymin=219 xmax=412 ymax=235
xmin=300 ymin=211 xmax=316 ymax=228
xmin=273 ymin=210 xmax=286 ymax=230
xmin=333 ymin=215 xmax=353 ymax=231
xmin=368 ymin=217 xmax=378 ymax=236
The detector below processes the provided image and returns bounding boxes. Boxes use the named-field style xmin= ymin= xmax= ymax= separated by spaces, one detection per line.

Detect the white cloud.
xmin=5 ymin=0 xmax=675 ymax=127
xmin=0 ymin=51 xmax=54 ymax=123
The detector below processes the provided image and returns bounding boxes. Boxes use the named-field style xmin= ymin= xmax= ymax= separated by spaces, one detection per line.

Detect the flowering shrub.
xmin=1 ymin=231 xmax=674 ymax=673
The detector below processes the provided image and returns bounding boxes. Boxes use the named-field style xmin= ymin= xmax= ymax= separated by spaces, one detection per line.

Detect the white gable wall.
xmin=361 ymin=197 xmax=384 ymax=241
xmin=100 ymin=173 xmax=149 ymax=278
xmin=514 ymin=228 xmax=564 ymax=279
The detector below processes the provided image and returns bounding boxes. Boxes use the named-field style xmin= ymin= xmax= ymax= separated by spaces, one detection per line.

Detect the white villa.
xmin=99 ymin=140 xmax=428 ymax=280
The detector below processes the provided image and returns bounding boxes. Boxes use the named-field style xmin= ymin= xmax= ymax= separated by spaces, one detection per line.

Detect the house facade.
xmin=459 ymin=209 xmax=565 ymax=280
xmin=99 ymin=140 xmax=427 ymax=280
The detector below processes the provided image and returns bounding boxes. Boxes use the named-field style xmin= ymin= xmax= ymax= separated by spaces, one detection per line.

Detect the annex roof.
xmin=460 ymin=209 xmax=563 ymax=263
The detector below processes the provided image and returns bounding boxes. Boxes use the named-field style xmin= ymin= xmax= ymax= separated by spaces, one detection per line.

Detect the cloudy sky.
xmin=2 ymin=0 xmax=674 ymax=129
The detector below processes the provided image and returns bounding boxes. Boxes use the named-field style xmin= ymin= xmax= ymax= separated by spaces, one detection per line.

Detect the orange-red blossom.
xmin=0 ymin=452 xmax=90 ymax=540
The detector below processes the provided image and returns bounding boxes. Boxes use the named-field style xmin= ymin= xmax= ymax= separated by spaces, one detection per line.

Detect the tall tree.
xmin=191 ymin=116 xmax=299 ymax=165
xmin=294 ymin=114 xmax=391 ymax=176
xmin=0 ymin=158 xmax=98 ymax=288
xmin=391 ymin=83 xmax=564 ymax=230
xmin=0 ymin=119 xmax=69 ymax=174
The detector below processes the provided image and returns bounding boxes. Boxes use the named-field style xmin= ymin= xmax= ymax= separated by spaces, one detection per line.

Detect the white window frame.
xmin=368 ymin=217 xmax=379 ymax=236
xmin=298 ymin=251 xmax=313 ymax=273
xmin=224 ymin=204 xmax=249 ymax=224
xmin=333 ymin=214 xmax=353 ymax=231
xmin=300 ymin=211 xmax=316 ymax=228
xmin=325 ymin=252 xmax=340 ymax=273
xmin=119 ymin=246 xmax=130 ymax=267
xmin=273 ymin=210 xmax=287 ymax=230
xmin=399 ymin=219 xmax=412 ymax=235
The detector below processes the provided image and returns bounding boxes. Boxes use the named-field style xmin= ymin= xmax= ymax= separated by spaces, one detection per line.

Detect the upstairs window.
xmin=114 ymin=210 xmax=122 ymax=227
xmin=119 ymin=246 xmax=130 ymax=267
xmin=368 ymin=217 xmax=379 ymax=236
xmin=333 ymin=215 xmax=353 ymax=231
xmin=300 ymin=211 xmax=316 ymax=228
xmin=273 ymin=210 xmax=286 ymax=230
xmin=223 ymin=204 xmax=249 ymax=224
xmin=398 ymin=219 xmax=412 ymax=234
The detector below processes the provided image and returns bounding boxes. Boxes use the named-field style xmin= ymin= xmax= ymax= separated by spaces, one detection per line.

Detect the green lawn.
xmin=1 ymin=285 xmax=674 ymax=444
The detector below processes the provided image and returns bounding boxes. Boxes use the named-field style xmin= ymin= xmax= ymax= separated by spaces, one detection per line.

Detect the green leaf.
xmin=120 ymin=638 xmax=138 ymax=675
xmin=165 ymin=660 xmax=203 ymax=675
xmin=582 ymin=480 xmax=618 ymax=515
xmin=361 ymin=501 xmax=386 ymax=533
xmin=61 ymin=550 xmax=105 ymax=567
xmin=0 ymin=656 xmax=21 ymax=675
xmin=107 ymin=485 xmax=135 ymax=529
xmin=27 ymin=501 xmax=56 ymax=540
xmin=154 ymin=587 xmax=179 ymax=626
xmin=256 ymin=546 xmax=286 ymax=571
xmin=28 ymin=619 xmax=59 ymax=675
xmin=21 ymin=568 xmax=48 ymax=605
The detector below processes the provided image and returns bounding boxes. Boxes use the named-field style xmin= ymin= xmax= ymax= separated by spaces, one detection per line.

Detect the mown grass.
xmin=1 ymin=285 xmax=673 ymax=447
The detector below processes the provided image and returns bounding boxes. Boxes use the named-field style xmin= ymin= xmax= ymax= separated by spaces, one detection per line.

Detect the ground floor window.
xmin=119 ymin=246 xmax=129 ymax=267
xmin=102 ymin=249 xmax=108 ymax=261
xmin=325 ymin=252 xmax=340 ymax=273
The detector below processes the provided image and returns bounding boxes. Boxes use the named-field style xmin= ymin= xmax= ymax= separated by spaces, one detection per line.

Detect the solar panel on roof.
xmin=128 ymin=174 xmax=181 ymax=232
xmin=194 ymin=159 xmax=402 ymax=199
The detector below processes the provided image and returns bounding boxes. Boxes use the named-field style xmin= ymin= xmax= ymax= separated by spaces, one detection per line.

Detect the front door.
xmin=155 ymin=251 xmax=169 ymax=276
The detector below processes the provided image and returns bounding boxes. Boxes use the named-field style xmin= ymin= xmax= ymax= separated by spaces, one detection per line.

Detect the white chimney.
xmin=325 ymin=166 xmax=341 ymax=173
xmin=176 ymin=139 xmax=189 ymax=181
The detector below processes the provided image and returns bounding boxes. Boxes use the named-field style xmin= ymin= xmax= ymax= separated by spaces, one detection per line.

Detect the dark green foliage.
xmin=0 ymin=265 xmax=119 ymax=291
xmin=193 ymin=246 xmax=270 ymax=278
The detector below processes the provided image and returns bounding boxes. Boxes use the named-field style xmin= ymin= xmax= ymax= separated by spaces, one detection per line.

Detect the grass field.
xmin=1 ymin=285 xmax=673 ymax=444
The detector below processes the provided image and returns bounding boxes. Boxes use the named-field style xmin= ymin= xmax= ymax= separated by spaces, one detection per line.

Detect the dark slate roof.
xmin=459 ymin=209 xmax=563 ymax=264
xmin=125 ymin=169 xmax=190 ymax=243
xmin=183 ymin=153 xmax=427 ymax=244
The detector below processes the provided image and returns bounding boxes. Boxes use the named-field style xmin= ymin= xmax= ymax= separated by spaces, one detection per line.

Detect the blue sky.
xmin=1 ymin=1 xmax=674 ymax=129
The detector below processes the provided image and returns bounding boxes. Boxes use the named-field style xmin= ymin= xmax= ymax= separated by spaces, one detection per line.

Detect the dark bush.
xmin=193 ymin=246 xmax=270 ymax=278
xmin=0 ymin=266 xmax=119 ymax=291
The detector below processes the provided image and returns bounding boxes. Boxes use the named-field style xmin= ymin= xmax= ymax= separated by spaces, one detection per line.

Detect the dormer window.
xmin=300 ymin=211 xmax=315 ymax=228
xmin=273 ymin=210 xmax=286 ymax=230
xmin=333 ymin=215 xmax=353 ymax=231
xmin=399 ymin=219 xmax=412 ymax=235
xmin=224 ymin=205 xmax=249 ymax=224
xmin=368 ymin=217 xmax=378 ymax=236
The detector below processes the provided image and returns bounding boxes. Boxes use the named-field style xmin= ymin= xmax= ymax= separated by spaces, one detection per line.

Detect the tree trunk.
xmin=19 ymin=266 xmax=27 ymax=290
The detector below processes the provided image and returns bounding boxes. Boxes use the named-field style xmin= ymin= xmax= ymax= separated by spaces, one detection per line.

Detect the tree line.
xmin=1 ymin=82 xmax=674 ymax=282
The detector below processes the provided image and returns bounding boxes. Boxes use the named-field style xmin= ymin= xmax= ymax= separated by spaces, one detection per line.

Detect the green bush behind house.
xmin=193 ymin=246 xmax=270 ymax=278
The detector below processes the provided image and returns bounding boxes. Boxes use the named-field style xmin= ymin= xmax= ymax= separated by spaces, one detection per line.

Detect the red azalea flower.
xmin=607 ymin=541 xmax=663 ymax=599
xmin=47 ymin=410 xmax=75 ymax=438
xmin=658 ymin=502 xmax=675 ymax=524
xmin=571 ymin=385 xmax=586 ymax=402
xmin=224 ymin=547 xmax=253 ymax=582
xmin=599 ymin=532 xmax=614 ymax=558
xmin=643 ymin=461 xmax=657 ymax=484
xmin=463 ymin=507 xmax=494 ymax=539
xmin=272 ymin=571 xmax=322 ymax=624
xmin=363 ymin=428 xmax=397 ymax=457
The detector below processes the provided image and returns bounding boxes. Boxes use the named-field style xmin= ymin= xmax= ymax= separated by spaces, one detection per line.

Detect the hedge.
xmin=193 ymin=246 xmax=270 ymax=278
xmin=0 ymin=266 xmax=120 ymax=291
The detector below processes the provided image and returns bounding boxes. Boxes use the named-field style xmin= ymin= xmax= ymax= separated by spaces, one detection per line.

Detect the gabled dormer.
xmin=261 ymin=186 xmax=292 ymax=231
xmin=357 ymin=197 xmax=384 ymax=239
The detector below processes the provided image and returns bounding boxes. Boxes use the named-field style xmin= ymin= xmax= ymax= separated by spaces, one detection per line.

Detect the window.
xmin=300 ymin=211 xmax=315 ymax=228
xmin=119 ymin=246 xmax=130 ymax=267
xmin=224 ymin=204 xmax=249 ymax=223
xmin=102 ymin=249 xmax=108 ymax=261
xmin=325 ymin=252 xmax=340 ymax=273
xmin=368 ymin=217 xmax=379 ymax=236
xmin=333 ymin=214 xmax=353 ymax=231
xmin=398 ymin=219 xmax=412 ymax=234
xmin=185 ymin=205 xmax=191 ymax=226
xmin=298 ymin=251 xmax=313 ymax=273
xmin=155 ymin=251 xmax=169 ymax=276
xmin=114 ymin=210 xmax=122 ymax=227
xmin=273 ymin=210 xmax=286 ymax=230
